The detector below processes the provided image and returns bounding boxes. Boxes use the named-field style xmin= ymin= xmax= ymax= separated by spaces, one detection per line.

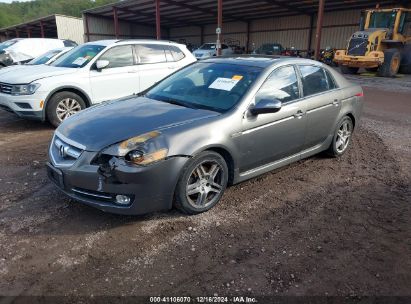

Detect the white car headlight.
xmin=11 ymin=83 xmax=41 ymax=96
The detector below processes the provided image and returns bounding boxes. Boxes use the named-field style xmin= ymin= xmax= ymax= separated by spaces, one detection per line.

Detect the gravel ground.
xmin=0 ymin=78 xmax=410 ymax=299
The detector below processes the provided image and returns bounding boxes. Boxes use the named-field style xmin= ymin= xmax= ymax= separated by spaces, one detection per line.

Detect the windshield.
xmin=199 ymin=44 xmax=216 ymax=50
xmin=146 ymin=62 xmax=262 ymax=113
xmin=0 ymin=40 xmax=18 ymax=52
xmin=51 ymin=44 xmax=105 ymax=68
xmin=369 ymin=11 xmax=397 ymax=29
xmin=28 ymin=49 xmax=61 ymax=65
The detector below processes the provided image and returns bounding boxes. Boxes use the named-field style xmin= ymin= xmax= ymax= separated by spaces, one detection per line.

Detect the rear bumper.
xmin=47 ymin=154 xmax=189 ymax=215
xmin=334 ymin=51 xmax=384 ymax=68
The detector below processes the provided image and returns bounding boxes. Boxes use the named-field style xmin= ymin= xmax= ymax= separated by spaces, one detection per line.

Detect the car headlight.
xmin=102 ymin=131 xmax=168 ymax=166
xmin=11 ymin=83 xmax=40 ymax=96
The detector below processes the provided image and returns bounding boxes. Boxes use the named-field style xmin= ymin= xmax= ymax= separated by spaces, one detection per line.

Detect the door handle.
xmin=168 ymin=66 xmax=177 ymax=69
xmin=332 ymin=99 xmax=340 ymax=106
xmin=294 ymin=110 xmax=304 ymax=119
xmin=128 ymin=70 xmax=138 ymax=73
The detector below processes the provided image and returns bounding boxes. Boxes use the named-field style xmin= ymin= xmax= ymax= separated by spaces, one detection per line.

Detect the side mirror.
xmin=96 ymin=60 xmax=110 ymax=71
xmin=250 ymin=98 xmax=282 ymax=116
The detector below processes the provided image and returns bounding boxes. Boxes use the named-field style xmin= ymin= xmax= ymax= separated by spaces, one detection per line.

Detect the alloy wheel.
xmin=186 ymin=161 xmax=224 ymax=208
xmin=56 ymin=98 xmax=82 ymax=121
xmin=335 ymin=120 xmax=352 ymax=153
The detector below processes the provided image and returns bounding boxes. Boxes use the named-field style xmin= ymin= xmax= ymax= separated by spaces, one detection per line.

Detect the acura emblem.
xmin=59 ymin=144 xmax=67 ymax=158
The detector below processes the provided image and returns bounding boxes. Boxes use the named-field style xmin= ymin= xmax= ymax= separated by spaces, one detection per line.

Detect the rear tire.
xmin=327 ymin=116 xmax=354 ymax=157
xmin=399 ymin=44 xmax=411 ymax=74
xmin=46 ymin=91 xmax=86 ymax=127
xmin=174 ymin=151 xmax=228 ymax=215
xmin=340 ymin=66 xmax=359 ymax=74
xmin=378 ymin=49 xmax=401 ymax=77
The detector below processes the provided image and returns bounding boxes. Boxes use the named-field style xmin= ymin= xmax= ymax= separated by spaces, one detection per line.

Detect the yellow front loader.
xmin=334 ymin=7 xmax=411 ymax=77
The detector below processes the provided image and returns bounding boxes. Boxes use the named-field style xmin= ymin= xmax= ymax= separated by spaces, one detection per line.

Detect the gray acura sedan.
xmin=47 ymin=56 xmax=363 ymax=215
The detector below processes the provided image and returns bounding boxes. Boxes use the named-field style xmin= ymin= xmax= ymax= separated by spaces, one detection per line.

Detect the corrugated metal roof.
xmin=83 ymin=0 xmax=403 ymax=27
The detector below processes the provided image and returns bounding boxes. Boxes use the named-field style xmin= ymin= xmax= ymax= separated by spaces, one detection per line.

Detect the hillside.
xmin=0 ymin=0 xmax=118 ymax=28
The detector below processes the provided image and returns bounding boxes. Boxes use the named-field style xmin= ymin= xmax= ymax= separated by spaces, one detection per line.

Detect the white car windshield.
xmin=199 ymin=44 xmax=216 ymax=50
xmin=51 ymin=44 xmax=105 ymax=68
xmin=0 ymin=40 xmax=18 ymax=52
xmin=28 ymin=49 xmax=62 ymax=65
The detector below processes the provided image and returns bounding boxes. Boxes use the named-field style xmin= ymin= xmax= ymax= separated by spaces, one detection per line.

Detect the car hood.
xmin=0 ymin=64 xmax=78 ymax=84
xmin=57 ymin=96 xmax=219 ymax=151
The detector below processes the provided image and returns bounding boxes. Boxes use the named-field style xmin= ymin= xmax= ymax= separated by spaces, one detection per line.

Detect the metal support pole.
xmin=246 ymin=21 xmax=250 ymax=53
xmin=85 ymin=13 xmax=90 ymax=42
xmin=307 ymin=14 xmax=314 ymax=57
xmin=155 ymin=0 xmax=161 ymax=40
xmin=200 ymin=26 xmax=204 ymax=45
xmin=314 ymin=0 xmax=325 ymax=60
xmin=113 ymin=7 xmax=120 ymax=39
xmin=26 ymin=27 xmax=31 ymax=38
xmin=15 ymin=29 xmax=19 ymax=38
xmin=217 ymin=0 xmax=223 ymax=56
xmin=40 ymin=20 xmax=45 ymax=38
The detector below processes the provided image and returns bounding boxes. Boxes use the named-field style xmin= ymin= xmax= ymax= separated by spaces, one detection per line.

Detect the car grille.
xmin=49 ymin=133 xmax=84 ymax=167
xmin=0 ymin=82 xmax=12 ymax=94
xmin=347 ymin=38 xmax=368 ymax=56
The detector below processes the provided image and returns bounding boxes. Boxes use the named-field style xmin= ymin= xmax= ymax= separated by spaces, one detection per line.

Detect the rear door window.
xmin=298 ymin=65 xmax=330 ymax=96
xmin=169 ymin=45 xmax=185 ymax=61
xmin=135 ymin=44 xmax=167 ymax=64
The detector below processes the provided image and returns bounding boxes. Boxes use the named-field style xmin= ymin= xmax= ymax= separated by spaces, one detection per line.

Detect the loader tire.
xmin=399 ymin=44 xmax=411 ymax=74
xmin=340 ymin=66 xmax=359 ymax=74
xmin=378 ymin=49 xmax=401 ymax=77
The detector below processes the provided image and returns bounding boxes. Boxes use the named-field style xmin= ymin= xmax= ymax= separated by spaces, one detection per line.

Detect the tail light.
xmin=355 ymin=92 xmax=364 ymax=97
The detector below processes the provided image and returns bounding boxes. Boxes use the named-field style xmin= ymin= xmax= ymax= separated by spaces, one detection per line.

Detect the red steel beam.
xmin=155 ymin=0 xmax=161 ymax=40
xmin=314 ymin=0 xmax=325 ymax=60
xmin=113 ymin=7 xmax=120 ymax=39
xmin=84 ymin=13 xmax=90 ymax=42
xmin=40 ymin=20 xmax=45 ymax=38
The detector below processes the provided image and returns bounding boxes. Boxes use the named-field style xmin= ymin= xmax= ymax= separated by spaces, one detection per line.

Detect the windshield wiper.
xmin=157 ymin=97 xmax=198 ymax=109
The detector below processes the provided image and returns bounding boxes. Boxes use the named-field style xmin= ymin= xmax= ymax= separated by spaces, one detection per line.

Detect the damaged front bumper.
xmin=47 ymin=150 xmax=189 ymax=215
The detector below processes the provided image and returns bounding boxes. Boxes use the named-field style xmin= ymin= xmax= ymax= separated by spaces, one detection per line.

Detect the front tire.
xmin=46 ymin=91 xmax=86 ymax=127
xmin=174 ymin=151 xmax=228 ymax=214
xmin=327 ymin=116 xmax=354 ymax=157
xmin=340 ymin=66 xmax=359 ymax=75
xmin=378 ymin=49 xmax=401 ymax=77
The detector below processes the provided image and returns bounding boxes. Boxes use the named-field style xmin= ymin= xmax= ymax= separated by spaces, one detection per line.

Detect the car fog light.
xmin=116 ymin=195 xmax=131 ymax=205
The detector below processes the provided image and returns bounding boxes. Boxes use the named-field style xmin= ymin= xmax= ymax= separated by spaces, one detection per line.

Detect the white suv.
xmin=0 ymin=40 xmax=196 ymax=126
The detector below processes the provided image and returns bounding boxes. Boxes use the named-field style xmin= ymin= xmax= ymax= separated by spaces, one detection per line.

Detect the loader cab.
xmin=366 ymin=11 xmax=397 ymax=30
xmin=365 ymin=8 xmax=410 ymax=40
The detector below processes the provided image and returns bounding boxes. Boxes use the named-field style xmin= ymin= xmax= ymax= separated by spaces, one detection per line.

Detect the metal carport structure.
xmin=83 ymin=0 xmax=410 ymax=58
xmin=0 ymin=15 xmax=84 ymax=44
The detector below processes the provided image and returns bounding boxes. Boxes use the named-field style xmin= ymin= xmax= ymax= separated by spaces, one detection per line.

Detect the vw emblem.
xmin=355 ymin=44 xmax=360 ymax=48
xmin=59 ymin=145 xmax=67 ymax=158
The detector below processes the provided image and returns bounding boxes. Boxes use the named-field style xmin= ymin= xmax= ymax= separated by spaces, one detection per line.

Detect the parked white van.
xmin=0 ymin=39 xmax=196 ymax=126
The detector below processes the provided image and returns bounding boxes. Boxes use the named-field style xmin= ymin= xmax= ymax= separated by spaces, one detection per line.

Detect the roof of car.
xmin=84 ymin=39 xmax=184 ymax=47
xmin=202 ymin=56 xmax=322 ymax=68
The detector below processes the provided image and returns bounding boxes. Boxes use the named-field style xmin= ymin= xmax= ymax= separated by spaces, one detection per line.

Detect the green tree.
xmin=0 ymin=0 xmax=119 ymax=28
